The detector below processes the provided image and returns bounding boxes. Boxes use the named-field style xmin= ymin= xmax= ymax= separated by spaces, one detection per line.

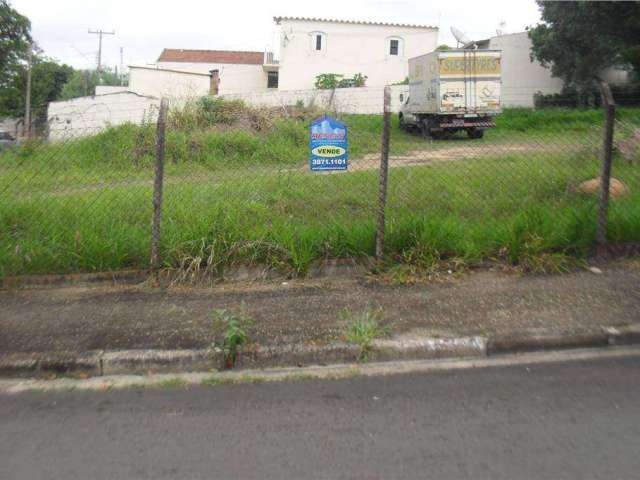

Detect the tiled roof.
xmin=158 ymin=49 xmax=264 ymax=65
xmin=274 ymin=16 xmax=437 ymax=30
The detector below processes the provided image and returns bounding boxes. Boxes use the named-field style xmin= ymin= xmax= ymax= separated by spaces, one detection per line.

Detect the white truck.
xmin=399 ymin=50 xmax=502 ymax=139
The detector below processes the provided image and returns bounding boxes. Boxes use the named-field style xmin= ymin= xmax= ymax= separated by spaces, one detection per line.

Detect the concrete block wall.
xmin=221 ymin=85 xmax=409 ymax=114
xmin=47 ymin=92 xmax=160 ymax=140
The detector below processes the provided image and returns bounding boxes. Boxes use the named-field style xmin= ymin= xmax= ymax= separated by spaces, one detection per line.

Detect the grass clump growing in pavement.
xmin=342 ymin=307 xmax=388 ymax=362
xmin=211 ymin=305 xmax=254 ymax=369
xmin=154 ymin=377 xmax=191 ymax=389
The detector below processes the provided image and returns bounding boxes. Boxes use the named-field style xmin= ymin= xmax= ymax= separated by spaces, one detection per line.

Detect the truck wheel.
xmin=467 ymin=128 xmax=484 ymax=139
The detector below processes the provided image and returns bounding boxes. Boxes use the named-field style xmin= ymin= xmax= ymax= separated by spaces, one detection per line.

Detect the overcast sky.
xmin=11 ymin=0 xmax=542 ymax=70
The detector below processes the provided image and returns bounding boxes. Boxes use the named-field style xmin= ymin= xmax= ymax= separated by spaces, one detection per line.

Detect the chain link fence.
xmin=0 ymin=86 xmax=638 ymax=279
xmin=381 ymin=84 xmax=639 ymax=271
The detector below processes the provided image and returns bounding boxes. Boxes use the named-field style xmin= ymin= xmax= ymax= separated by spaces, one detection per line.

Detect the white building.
xmin=155 ymin=49 xmax=270 ymax=94
xmin=474 ymin=31 xmax=630 ymax=107
xmin=474 ymin=32 xmax=564 ymax=107
xmin=273 ymin=16 xmax=438 ymax=90
xmin=128 ymin=65 xmax=214 ymax=99
xmin=126 ymin=17 xmax=438 ymax=98
xmin=124 ymin=49 xmax=271 ymax=98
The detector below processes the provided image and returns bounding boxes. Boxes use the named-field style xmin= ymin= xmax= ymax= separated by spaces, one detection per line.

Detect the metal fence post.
xmin=596 ymin=82 xmax=616 ymax=253
xmin=150 ymin=98 xmax=168 ymax=274
xmin=375 ymin=86 xmax=391 ymax=260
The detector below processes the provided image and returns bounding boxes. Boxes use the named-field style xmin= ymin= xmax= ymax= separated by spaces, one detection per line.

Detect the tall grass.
xmin=1 ymin=100 xmax=639 ymax=278
xmin=2 ymin=150 xmax=638 ymax=277
xmin=496 ymin=106 xmax=640 ymax=132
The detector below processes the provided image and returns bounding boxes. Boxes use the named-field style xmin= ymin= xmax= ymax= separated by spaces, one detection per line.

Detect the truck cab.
xmin=398 ymin=94 xmax=418 ymax=131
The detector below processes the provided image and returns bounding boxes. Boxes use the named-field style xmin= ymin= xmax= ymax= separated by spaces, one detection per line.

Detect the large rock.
xmin=577 ymin=177 xmax=629 ymax=198
xmin=617 ymin=129 xmax=640 ymax=163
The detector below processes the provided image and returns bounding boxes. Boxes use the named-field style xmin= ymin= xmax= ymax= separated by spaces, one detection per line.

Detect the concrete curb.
xmin=0 ymin=259 xmax=370 ymax=290
xmin=1 ymin=270 xmax=148 ymax=289
xmin=1 ymin=326 xmax=638 ymax=379
xmin=487 ymin=331 xmax=610 ymax=354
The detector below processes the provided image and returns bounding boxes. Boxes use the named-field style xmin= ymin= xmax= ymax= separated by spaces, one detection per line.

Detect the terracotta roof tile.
xmin=274 ymin=16 xmax=437 ymax=30
xmin=158 ymin=49 xmax=264 ymax=65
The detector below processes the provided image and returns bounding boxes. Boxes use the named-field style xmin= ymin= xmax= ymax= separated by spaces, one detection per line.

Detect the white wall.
xmin=47 ymin=92 xmax=160 ymax=140
xmin=95 ymin=85 xmax=129 ymax=95
xmin=277 ymin=19 xmax=438 ymax=90
xmin=129 ymin=66 xmax=212 ymax=99
xmin=601 ymin=66 xmax=631 ymax=86
xmin=46 ymin=85 xmax=405 ymax=143
xmin=221 ymin=85 xmax=409 ymax=114
xmin=0 ymin=117 xmax=20 ymax=136
xmin=487 ymin=32 xmax=631 ymax=106
xmin=488 ymin=32 xmax=564 ymax=107
xmin=157 ymin=61 xmax=269 ymax=94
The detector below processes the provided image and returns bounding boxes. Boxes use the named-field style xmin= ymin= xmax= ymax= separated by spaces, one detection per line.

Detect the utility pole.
xmin=23 ymin=43 xmax=32 ymax=138
xmin=83 ymin=70 xmax=89 ymax=96
xmin=120 ymin=46 xmax=124 ymax=86
xmin=88 ymin=29 xmax=115 ymax=83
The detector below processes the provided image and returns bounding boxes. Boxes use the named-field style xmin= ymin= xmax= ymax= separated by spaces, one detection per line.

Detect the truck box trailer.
xmin=399 ymin=49 xmax=502 ymax=139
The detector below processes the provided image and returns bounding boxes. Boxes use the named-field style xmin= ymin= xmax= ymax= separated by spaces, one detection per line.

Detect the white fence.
xmin=221 ymin=85 xmax=409 ymax=114
xmin=48 ymin=92 xmax=160 ymax=140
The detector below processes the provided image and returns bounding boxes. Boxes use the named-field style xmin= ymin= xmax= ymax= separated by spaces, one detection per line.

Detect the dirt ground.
xmin=352 ymin=142 xmax=577 ymax=171
xmin=1 ymin=258 xmax=638 ymax=354
xmin=27 ymin=140 xmax=585 ymax=199
xmin=296 ymin=140 xmax=585 ymax=175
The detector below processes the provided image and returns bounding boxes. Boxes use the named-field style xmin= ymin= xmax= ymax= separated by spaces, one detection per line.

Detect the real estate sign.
xmin=310 ymin=116 xmax=348 ymax=171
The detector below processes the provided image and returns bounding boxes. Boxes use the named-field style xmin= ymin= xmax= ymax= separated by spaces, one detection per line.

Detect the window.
xmin=267 ymin=71 xmax=278 ymax=89
xmin=390 ymin=39 xmax=399 ymax=56
xmin=387 ymin=37 xmax=403 ymax=57
xmin=310 ymin=32 xmax=326 ymax=52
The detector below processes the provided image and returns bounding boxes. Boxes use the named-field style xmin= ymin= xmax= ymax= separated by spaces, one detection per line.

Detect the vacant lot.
xmin=1 ymin=103 xmax=639 ymax=277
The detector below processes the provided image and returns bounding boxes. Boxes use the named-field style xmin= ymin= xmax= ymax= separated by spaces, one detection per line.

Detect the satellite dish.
xmin=496 ymin=20 xmax=507 ymax=36
xmin=451 ymin=27 xmax=472 ymax=47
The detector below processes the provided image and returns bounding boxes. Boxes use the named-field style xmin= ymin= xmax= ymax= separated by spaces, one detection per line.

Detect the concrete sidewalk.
xmin=1 ymin=258 xmax=639 ymax=375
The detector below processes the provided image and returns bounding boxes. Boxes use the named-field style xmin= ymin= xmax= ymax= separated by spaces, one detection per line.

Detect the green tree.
xmin=0 ymin=0 xmax=31 ymax=89
xmin=0 ymin=56 xmax=73 ymax=118
xmin=436 ymin=44 xmax=452 ymax=51
xmin=529 ymin=1 xmax=640 ymax=94
xmin=59 ymin=67 xmax=125 ymax=100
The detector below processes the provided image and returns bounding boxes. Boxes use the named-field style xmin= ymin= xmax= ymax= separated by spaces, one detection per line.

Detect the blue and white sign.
xmin=310 ymin=115 xmax=348 ymax=171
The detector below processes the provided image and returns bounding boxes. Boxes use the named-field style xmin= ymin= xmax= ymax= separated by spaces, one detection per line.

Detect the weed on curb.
xmin=154 ymin=377 xmax=191 ymax=389
xmin=342 ymin=307 xmax=389 ymax=362
xmin=211 ymin=305 xmax=255 ymax=369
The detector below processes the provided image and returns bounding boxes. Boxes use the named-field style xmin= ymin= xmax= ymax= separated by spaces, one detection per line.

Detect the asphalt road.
xmin=2 ymin=355 xmax=639 ymax=479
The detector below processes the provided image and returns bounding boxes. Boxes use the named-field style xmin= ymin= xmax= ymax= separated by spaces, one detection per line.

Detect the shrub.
xmin=315 ymin=73 xmax=368 ymax=89
xmin=168 ymin=97 xmax=246 ymax=130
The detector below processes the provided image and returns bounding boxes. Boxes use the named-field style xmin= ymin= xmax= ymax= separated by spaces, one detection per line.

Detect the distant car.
xmin=0 ymin=131 xmax=16 ymax=152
